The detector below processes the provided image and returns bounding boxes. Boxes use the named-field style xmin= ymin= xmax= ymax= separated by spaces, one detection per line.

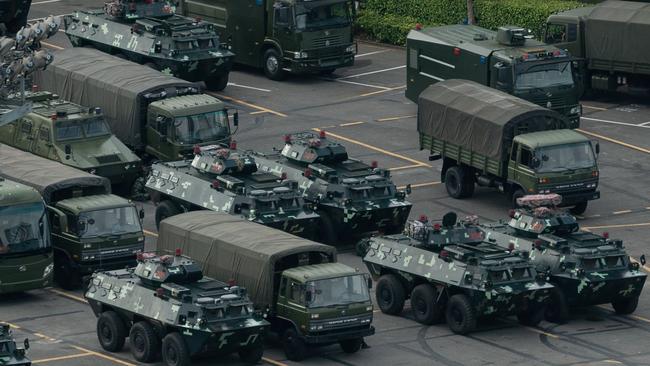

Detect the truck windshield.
xmin=0 ymin=203 xmax=49 ymax=256
xmin=515 ymin=62 xmax=574 ymax=90
xmin=535 ymin=142 xmax=596 ymax=173
xmin=173 ymin=110 xmax=229 ymax=144
xmin=55 ymin=118 xmax=111 ymax=141
xmin=77 ymin=206 xmax=142 ymax=238
xmin=306 ymin=275 xmax=370 ymax=308
xmin=295 ymin=3 xmax=351 ymax=31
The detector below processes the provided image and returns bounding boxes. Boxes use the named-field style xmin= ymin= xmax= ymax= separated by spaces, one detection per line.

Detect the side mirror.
xmin=139 ymin=209 xmax=145 ymax=220
xmin=531 ymin=156 xmax=541 ymax=169
xmin=305 ymin=290 xmax=313 ymax=303
xmin=23 ymin=339 xmax=29 ymax=350
xmin=594 ymin=141 xmax=600 ymax=155
xmin=366 ymin=275 xmax=373 ymax=289
xmin=641 ymin=255 xmax=646 ymax=266
xmin=64 ymin=144 xmax=71 ymax=155
xmin=233 ymin=204 xmax=242 ymax=214
xmin=405 ymin=184 xmax=412 ymax=195
xmin=78 ymin=220 xmax=87 ymax=233
xmin=233 ymin=111 xmax=239 ymax=127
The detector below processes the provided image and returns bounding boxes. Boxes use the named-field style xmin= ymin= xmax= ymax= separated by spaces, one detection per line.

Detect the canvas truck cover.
xmin=158 ymin=211 xmax=337 ymax=307
xmin=584 ymin=1 xmax=650 ymax=68
xmin=417 ymin=79 xmax=568 ymax=161
xmin=0 ymin=143 xmax=111 ymax=204
xmin=32 ymin=48 xmax=199 ymax=148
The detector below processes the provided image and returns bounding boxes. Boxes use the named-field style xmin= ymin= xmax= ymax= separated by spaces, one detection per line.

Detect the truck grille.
xmin=311 ymin=34 xmax=345 ymax=49
xmin=310 ymin=314 xmax=372 ymax=331
xmin=95 ymin=154 xmax=121 ymax=164
xmin=527 ymin=94 xmax=567 ymax=109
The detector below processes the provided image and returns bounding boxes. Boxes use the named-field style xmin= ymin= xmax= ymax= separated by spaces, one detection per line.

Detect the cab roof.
xmin=283 ymin=262 xmax=359 ymax=282
xmin=56 ymin=194 xmax=131 ymax=214
xmin=513 ymin=129 xmax=589 ymax=149
xmin=150 ymin=94 xmax=224 ymax=117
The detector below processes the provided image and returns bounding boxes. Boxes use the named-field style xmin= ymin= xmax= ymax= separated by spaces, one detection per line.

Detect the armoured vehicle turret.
xmin=86 ymin=251 xmax=268 ymax=366
xmin=63 ymin=0 xmax=235 ymax=91
xmin=479 ymin=194 xmax=647 ymax=323
xmin=146 ymin=144 xmax=320 ymax=238
xmin=0 ymin=323 xmax=31 ymax=366
xmin=253 ymin=131 xmax=412 ymax=246
xmin=363 ymin=212 xmax=554 ymax=334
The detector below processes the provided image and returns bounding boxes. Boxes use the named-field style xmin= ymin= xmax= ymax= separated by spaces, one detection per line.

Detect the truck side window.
xmin=409 ymin=48 xmax=418 ymax=70
xmin=50 ymin=211 xmax=61 ymax=233
xmin=39 ymin=127 xmax=50 ymax=142
xmin=510 ymin=142 xmax=519 ymax=162
xmin=288 ymin=281 xmax=305 ymax=305
xmin=274 ymin=6 xmax=290 ymax=27
xmin=520 ymin=147 xmax=533 ymax=168
xmin=21 ymin=121 xmax=32 ymax=134
xmin=545 ymin=23 xmax=567 ymax=44
xmin=279 ymin=277 xmax=287 ymax=298
xmin=567 ymin=23 xmax=577 ymax=42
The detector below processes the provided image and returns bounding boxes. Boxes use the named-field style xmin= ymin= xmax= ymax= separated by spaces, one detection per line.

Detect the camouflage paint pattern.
xmin=0 ymin=323 xmax=30 ymax=366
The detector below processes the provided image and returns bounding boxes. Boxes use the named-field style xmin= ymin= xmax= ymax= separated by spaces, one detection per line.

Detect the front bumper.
xmin=302 ymin=325 xmax=375 ymax=345
xmin=555 ymin=273 xmax=647 ymax=306
xmin=325 ymin=203 xmax=412 ymax=238
xmin=0 ymin=275 xmax=53 ymax=294
xmin=259 ymin=215 xmax=320 ymax=241
xmin=559 ymin=190 xmax=600 ymax=205
xmin=476 ymin=286 xmax=552 ymax=316
xmin=88 ymin=161 xmax=142 ymax=185
xmin=72 ymin=244 xmax=143 ymax=275
xmin=284 ymin=48 xmax=355 ymax=73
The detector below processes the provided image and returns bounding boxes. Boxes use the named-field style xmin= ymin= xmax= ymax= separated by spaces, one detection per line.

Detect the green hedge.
xmin=358 ymin=0 xmax=585 ymax=45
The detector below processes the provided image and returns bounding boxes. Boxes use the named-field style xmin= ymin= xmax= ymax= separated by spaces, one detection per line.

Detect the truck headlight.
xmin=570 ymin=105 xmax=582 ymax=115
xmin=294 ymin=51 xmax=308 ymax=59
xmin=43 ymin=263 xmax=53 ymax=278
xmin=310 ymin=314 xmax=319 ymax=319
xmin=346 ymin=45 xmax=356 ymax=54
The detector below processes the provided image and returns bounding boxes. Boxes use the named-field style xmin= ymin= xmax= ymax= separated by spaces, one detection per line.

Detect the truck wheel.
xmin=411 ymin=284 xmax=444 ymax=325
xmin=612 ymin=296 xmax=639 ymax=315
xmin=207 ymin=73 xmax=229 ymax=91
xmin=129 ymin=321 xmax=161 ymax=362
xmin=339 ymin=338 xmax=363 ymax=353
xmin=545 ymin=288 xmax=569 ymax=324
xmin=445 ymin=294 xmax=477 ymax=335
xmin=97 ymin=311 xmax=127 ymax=352
xmin=376 ymin=274 xmax=405 ymax=315
xmin=318 ymin=212 xmax=338 ymax=245
xmin=569 ymin=201 xmax=588 ymax=215
xmin=445 ymin=166 xmax=471 ymax=199
xmin=282 ymin=328 xmax=307 ymax=361
xmin=511 ymin=188 xmax=526 ymax=208
xmin=55 ymin=258 xmax=81 ymax=290
xmin=162 ymin=332 xmax=190 ymax=366
xmin=238 ymin=341 xmax=264 ymax=364
xmin=155 ymin=201 xmax=182 ymax=229
xmin=263 ymin=48 xmax=287 ymax=81
xmin=517 ymin=305 xmax=545 ymax=326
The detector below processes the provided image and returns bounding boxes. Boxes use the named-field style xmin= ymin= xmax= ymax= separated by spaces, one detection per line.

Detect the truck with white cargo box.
xmin=418 ymin=79 xmax=600 ymax=214
xmin=158 ymin=211 xmax=374 ymax=361
xmin=33 ymin=48 xmax=237 ymax=162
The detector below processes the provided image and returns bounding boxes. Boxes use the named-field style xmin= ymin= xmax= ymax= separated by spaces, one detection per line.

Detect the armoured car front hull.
xmin=552 ymin=271 xmax=646 ymax=306
xmin=321 ymin=202 xmax=412 ymax=239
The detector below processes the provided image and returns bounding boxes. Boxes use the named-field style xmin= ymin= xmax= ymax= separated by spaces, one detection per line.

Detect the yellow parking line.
xmin=262 ymin=357 xmax=289 ymax=366
xmin=41 ymin=41 xmax=64 ymax=50
xmin=1 ymin=321 xmax=21 ymax=329
xmin=389 ymin=164 xmax=424 ymax=171
xmin=576 ymin=129 xmax=650 ymax=154
xmin=582 ymin=222 xmax=650 ymax=230
xmin=33 ymin=332 xmax=57 ymax=342
xmin=397 ymin=181 xmax=441 ymax=190
xmin=249 ymin=110 xmax=267 ymax=115
xmin=144 ymin=229 xmax=159 ymax=237
xmin=377 ymin=115 xmax=416 ymax=122
xmin=48 ymin=288 xmax=88 ymax=304
xmin=339 ymin=121 xmax=365 ymax=127
xmin=613 ymin=210 xmax=633 ymax=215
xmin=524 ymin=326 xmax=560 ymax=339
xmin=71 ymin=346 xmax=136 ymax=366
xmin=313 ymin=128 xmax=431 ymax=168
xmin=209 ymin=93 xmax=287 ymax=118
xmin=631 ymin=314 xmax=650 ymax=324
xmin=359 ymin=85 xmax=406 ymax=97
xmin=582 ymin=105 xmax=609 ymax=111
xmin=32 ymin=352 xmax=94 ymax=364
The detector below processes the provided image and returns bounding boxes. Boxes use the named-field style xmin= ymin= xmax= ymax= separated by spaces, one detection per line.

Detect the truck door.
xmin=512 ymin=144 xmax=537 ymax=194
xmin=272 ymin=3 xmax=293 ymax=53
xmin=490 ymin=61 xmax=513 ymax=92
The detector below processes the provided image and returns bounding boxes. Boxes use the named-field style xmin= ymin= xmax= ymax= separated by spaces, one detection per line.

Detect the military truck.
xmin=0 ymin=0 xmax=31 ymax=34
xmin=0 ymin=323 xmax=31 ymax=366
xmin=253 ymin=131 xmax=412 ymax=245
xmin=146 ymin=144 xmax=320 ymax=240
xmin=178 ymin=0 xmax=357 ymax=80
xmin=418 ymin=79 xmax=600 ymax=214
xmin=0 ymin=144 xmax=145 ymax=290
xmin=545 ymin=0 xmax=650 ymax=95
xmin=34 ymin=48 xmax=236 ymax=163
xmin=0 ymin=177 xmax=53 ymax=294
xmin=86 ymin=250 xmax=268 ymax=366
xmin=63 ymin=0 xmax=235 ymax=90
xmin=407 ymin=25 xmax=582 ymax=127
xmin=0 ymin=91 xmax=142 ymax=193
xmin=158 ymin=211 xmax=375 ymax=361
xmin=363 ymin=213 xmax=554 ymax=334
xmin=480 ymin=194 xmax=647 ymax=324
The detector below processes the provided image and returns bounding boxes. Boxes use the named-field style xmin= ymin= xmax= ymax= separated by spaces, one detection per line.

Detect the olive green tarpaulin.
xmin=584 ymin=1 xmax=650 ymax=69
xmin=0 ymin=143 xmax=111 ymax=204
xmin=32 ymin=48 xmax=198 ymax=149
xmin=158 ymin=211 xmax=337 ymax=307
xmin=417 ymin=79 xmax=567 ymax=161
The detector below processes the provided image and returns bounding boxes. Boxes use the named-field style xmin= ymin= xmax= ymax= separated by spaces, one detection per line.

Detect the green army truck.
xmin=0 ymin=177 xmax=53 ymax=294
xmin=0 ymin=144 xmax=145 ymax=290
xmin=418 ymin=80 xmax=600 ymax=214
xmin=158 ymin=211 xmax=375 ymax=361
xmin=33 ymin=48 xmax=237 ymax=163
xmin=178 ymin=0 xmax=357 ymax=80
xmin=0 ymin=91 xmax=142 ymax=194
xmin=407 ymin=25 xmax=582 ymax=127
xmin=545 ymin=1 xmax=650 ymax=94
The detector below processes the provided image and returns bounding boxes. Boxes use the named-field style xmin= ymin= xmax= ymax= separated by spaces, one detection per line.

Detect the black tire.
xmin=511 ymin=188 xmax=526 ymax=208
xmin=318 ymin=212 xmax=338 ymax=245
xmin=129 ymin=321 xmax=160 ymax=362
xmin=517 ymin=305 xmax=545 ymax=326
xmin=445 ymin=166 xmax=472 ymax=199
xmin=339 ymin=338 xmax=363 ymax=354
xmin=55 ymin=258 xmax=81 ymax=290
xmin=282 ymin=328 xmax=307 ymax=361
xmin=263 ymin=48 xmax=286 ymax=81
xmin=238 ymin=342 xmax=264 ymax=364
xmin=155 ymin=201 xmax=182 ymax=230
xmin=545 ymin=288 xmax=570 ymax=324
xmin=612 ymin=296 xmax=639 ymax=315
xmin=445 ymin=294 xmax=477 ymax=335
xmin=162 ymin=332 xmax=190 ymax=366
xmin=206 ymin=73 xmax=229 ymax=91
xmin=376 ymin=274 xmax=406 ymax=315
xmin=569 ymin=201 xmax=588 ymax=215
xmin=411 ymin=284 xmax=444 ymax=325
xmin=97 ymin=311 xmax=127 ymax=352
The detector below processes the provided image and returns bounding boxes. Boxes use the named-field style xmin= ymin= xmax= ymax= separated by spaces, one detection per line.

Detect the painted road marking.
xmin=332 ymin=78 xmax=391 ymax=90
xmin=581 ymin=116 xmax=650 ymax=129
xmin=523 ymin=326 xmax=560 ymax=339
xmin=389 ymin=164 xmax=424 ymax=171
xmin=639 ymin=121 xmax=650 ymax=126
xmin=582 ymin=105 xmax=609 ymax=111
xmin=71 ymin=346 xmax=136 ymax=366
xmin=576 ymin=129 xmax=650 ymax=154
xmin=397 ymin=181 xmax=441 ymax=190
xmin=32 ymin=352 xmax=94 ymax=364
xmin=360 ymin=85 xmax=406 ymax=97
xmin=250 ymin=110 xmax=267 ymax=115
xmin=41 ymin=41 xmax=64 ymax=50
xmin=339 ymin=121 xmax=365 ymax=127
xmin=312 ymin=128 xmax=431 ymax=168
xmin=227 ymin=83 xmax=271 ymax=92
xmin=33 ymin=332 xmax=58 ymax=342
xmin=48 ymin=288 xmax=88 ymax=304
xmin=32 ymin=0 xmax=61 ymax=4
xmin=613 ymin=210 xmax=633 ymax=215
xmin=338 ymin=65 xmax=406 ymax=80
xmin=355 ymin=50 xmax=390 ymax=58
xmin=209 ymin=93 xmax=287 ymax=118
xmin=144 ymin=229 xmax=159 ymax=237
xmin=377 ymin=115 xmax=416 ymax=122
xmin=583 ymin=222 xmax=650 ymax=230
xmin=262 ymin=357 xmax=289 ymax=366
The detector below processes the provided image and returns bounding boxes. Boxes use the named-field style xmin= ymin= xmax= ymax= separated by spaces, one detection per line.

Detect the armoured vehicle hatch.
xmin=146 ymin=144 xmax=320 ymax=238
xmin=253 ymin=131 xmax=412 ymax=246
xmin=86 ymin=250 xmax=268 ymax=365
xmin=0 ymin=323 xmax=31 ymax=366
xmin=364 ymin=212 xmax=554 ymax=334
xmin=480 ymin=194 xmax=647 ymax=323
xmin=63 ymin=0 xmax=235 ymax=91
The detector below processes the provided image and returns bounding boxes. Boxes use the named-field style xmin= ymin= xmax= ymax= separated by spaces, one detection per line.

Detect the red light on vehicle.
xmin=50 ymin=113 xmax=57 ymax=121
xmin=440 ymin=250 xmax=449 ymax=259
xmin=415 ymin=23 xmax=423 ymax=31
xmin=603 ymin=231 xmax=609 ymax=239
xmin=508 ymin=242 xmax=515 ymax=252
xmin=229 ymin=140 xmax=237 ymax=150
xmin=433 ymin=223 xmax=441 ymax=231
xmin=534 ymin=239 xmax=543 ymax=250
xmin=553 ymin=50 xmax=561 ymax=57
xmin=508 ymin=209 xmax=516 ymax=218
xmin=175 ymin=248 xmax=182 ymax=256
xmin=304 ymin=168 xmax=312 ymax=178
xmin=156 ymin=288 xmax=164 ymax=297
xmin=129 ymin=2 xmax=136 ymax=11
xmin=419 ymin=214 xmax=428 ymax=223
xmin=592 ymin=170 xmax=599 ymax=177
xmin=371 ymin=161 xmax=378 ymax=169
xmin=284 ymin=134 xmax=292 ymax=144
xmin=32 ymin=84 xmax=38 ymax=92
xmin=136 ymin=252 xmax=144 ymax=261
xmin=193 ymin=145 xmax=201 ymax=155
xmin=227 ymin=278 xmax=236 ymax=287
xmin=453 ymin=47 xmax=461 ymax=56
xmin=280 ymin=172 xmax=287 ymax=180
xmin=194 ymin=16 xmax=202 ymax=23
xmin=319 ymin=130 xmax=326 ymax=139
xmin=211 ymin=180 xmax=220 ymax=189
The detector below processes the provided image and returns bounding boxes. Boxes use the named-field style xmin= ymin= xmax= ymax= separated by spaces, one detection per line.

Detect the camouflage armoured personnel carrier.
xmin=63 ymin=0 xmax=234 ymax=90
xmin=479 ymin=194 xmax=647 ymax=323
xmin=146 ymin=144 xmax=320 ymax=239
xmin=363 ymin=213 xmax=554 ymax=334
xmin=86 ymin=250 xmax=268 ymax=366
xmin=0 ymin=91 xmax=142 ymax=193
xmin=253 ymin=131 xmax=412 ymax=246
xmin=0 ymin=323 xmax=31 ymax=366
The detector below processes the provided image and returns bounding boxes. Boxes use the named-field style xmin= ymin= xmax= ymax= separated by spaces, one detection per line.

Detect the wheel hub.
xmin=266 ymin=56 xmax=279 ymax=73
